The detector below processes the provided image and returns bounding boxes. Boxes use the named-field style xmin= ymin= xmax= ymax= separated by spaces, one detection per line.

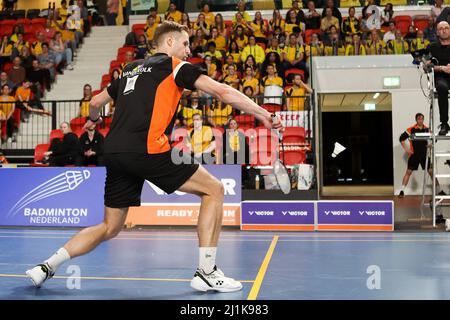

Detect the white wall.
xmin=313 ymin=55 xmax=449 ymax=195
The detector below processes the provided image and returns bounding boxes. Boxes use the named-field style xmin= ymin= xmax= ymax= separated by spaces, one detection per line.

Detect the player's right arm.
xmin=193 ymin=74 xmax=282 ymax=130
xmin=399 ymin=130 xmax=412 ymax=155
xmin=84 ymin=82 xmax=116 ymax=129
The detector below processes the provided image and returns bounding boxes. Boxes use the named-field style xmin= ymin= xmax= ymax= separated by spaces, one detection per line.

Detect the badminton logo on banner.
xmin=126 ymin=165 xmax=242 ymax=226
xmin=0 ymin=168 xmax=104 ymax=227
xmin=241 ymin=201 xmax=315 ymax=231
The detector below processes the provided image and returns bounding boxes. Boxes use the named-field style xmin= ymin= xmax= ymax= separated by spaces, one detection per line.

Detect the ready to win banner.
xmin=0 ymin=166 xmax=241 ymax=227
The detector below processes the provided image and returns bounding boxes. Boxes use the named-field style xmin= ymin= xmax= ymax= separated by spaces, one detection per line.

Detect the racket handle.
xmin=271 ymin=114 xmax=283 ymax=140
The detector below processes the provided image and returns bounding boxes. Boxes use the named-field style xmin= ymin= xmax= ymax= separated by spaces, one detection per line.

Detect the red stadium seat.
xmin=15 ymin=18 xmax=31 ymax=25
xmin=171 ymin=127 xmax=188 ymax=142
xmin=103 ymin=117 xmax=113 ymax=127
xmin=31 ymin=18 xmax=46 ymax=25
xmin=98 ymin=128 xmax=110 ymax=137
xmin=92 ymin=89 xmax=102 ymax=96
xmin=70 ymin=117 xmax=86 ymax=131
xmin=2 ymin=62 xmax=13 ymax=73
xmin=257 ymin=42 xmax=266 ymax=50
xmin=187 ymin=57 xmax=203 ymax=65
xmin=283 ymin=127 xmax=306 ymax=144
xmin=118 ymin=46 xmax=136 ymax=55
xmin=413 ymin=16 xmax=429 ymax=31
xmin=261 ymin=103 xmax=282 ymax=114
xmin=234 ymin=114 xmax=255 ymax=126
xmin=32 ymin=143 xmax=50 ymax=166
xmin=285 ymin=68 xmax=304 ymax=82
xmin=0 ymin=25 xmax=13 ymax=37
xmin=393 ymin=15 xmax=412 ymax=35
xmin=49 ymin=129 xmax=64 ymax=143
xmin=279 ymin=150 xmax=306 ymax=165
xmin=109 ymin=60 xmax=121 ymax=74
xmin=73 ymin=128 xmax=85 ymax=138
xmin=304 ymin=29 xmax=321 ymax=44
xmin=0 ymin=20 xmax=16 ymax=27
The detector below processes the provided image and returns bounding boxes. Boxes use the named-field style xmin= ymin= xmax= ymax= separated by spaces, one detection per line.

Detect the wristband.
xmin=88 ymin=116 xmax=100 ymax=123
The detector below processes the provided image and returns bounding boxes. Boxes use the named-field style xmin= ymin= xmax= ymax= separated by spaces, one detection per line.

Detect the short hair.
xmin=42 ymin=42 xmax=49 ymax=48
xmin=1 ymin=84 xmax=10 ymax=90
xmin=192 ymin=113 xmax=202 ymax=119
xmin=415 ymin=113 xmax=424 ymax=120
xmin=153 ymin=21 xmax=189 ymax=47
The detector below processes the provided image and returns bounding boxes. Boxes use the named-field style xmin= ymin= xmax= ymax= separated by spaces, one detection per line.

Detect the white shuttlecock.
xmin=332 ymin=142 xmax=346 ymax=158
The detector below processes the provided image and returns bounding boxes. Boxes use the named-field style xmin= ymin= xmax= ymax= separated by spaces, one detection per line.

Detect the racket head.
xmin=273 ymin=159 xmax=291 ymax=194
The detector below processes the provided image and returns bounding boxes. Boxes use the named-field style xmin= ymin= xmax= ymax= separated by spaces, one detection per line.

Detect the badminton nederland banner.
xmin=0 ymin=167 xmax=105 ymax=227
xmin=125 ymin=165 xmax=242 ymax=226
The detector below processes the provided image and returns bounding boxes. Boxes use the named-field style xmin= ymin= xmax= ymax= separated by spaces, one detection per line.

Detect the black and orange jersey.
xmin=399 ymin=124 xmax=429 ymax=156
xmin=104 ymin=53 xmax=204 ymax=154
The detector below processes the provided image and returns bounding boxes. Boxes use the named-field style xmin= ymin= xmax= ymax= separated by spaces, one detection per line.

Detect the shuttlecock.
xmin=332 ymin=142 xmax=346 ymax=158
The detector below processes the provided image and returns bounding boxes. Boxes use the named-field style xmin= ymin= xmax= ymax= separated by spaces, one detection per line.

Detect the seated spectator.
xmin=144 ymin=15 xmax=158 ymax=42
xmin=231 ymin=25 xmax=248 ymax=51
xmin=324 ymin=28 xmax=345 ymax=56
xmin=265 ymin=37 xmax=285 ymax=61
xmin=9 ymin=25 xmax=23 ymax=44
xmin=191 ymin=29 xmax=207 ymax=58
xmin=361 ymin=0 xmax=381 ymax=32
xmin=305 ymin=33 xmax=324 ymax=59
xmin=282 ymin=34 xmax=306 ymax=73
xmin=30 ymin=32 xmax=46 ymax=57
xmin=182 ymin=90 xmax=204 ymax=127
xmin=286 ymin=74 xmax=312 ymax=111
xmin=250 ymin=11 xmax=268 ymax=44
xmin=203 ymin=55 xmax=219 ymax=81
xmin=38 ymin=43 xmax=56 ymax=82
xmin=164 ymin=2 xmax=182 ymax=23
xmin=269 ymin=9 xmax=286 ymax=34
xmin=387 ymin=30 xmax=409 ymax=54
xmin=0 ymin=72 xmax=14 ymax=92
xmin=18 ymin=45 xmax=34 ymax=73
xmin=322 ymin=0 xmax=342 ymax=25
xmin=180 ymin=13 xmax=194 ymax=38
xmin=79 ymin=123 xmax=104 ymax=166
xmin=222 ymin=118 xmax=249 ymax=164
xmin=233 ymin=12 xmax=250 ymax=33
xmin=243 ymin=54 xmax=260 ymax=80
xmin=305 ymin=0 xmax=321 ymax=30
xmin=212 ymin=13 xmax=227 ymax=38
xmin=186 ymin=113 xmax=216 ymax=164
xmin=381 ymin=3 xmax=394 ymax=27
xmin=148 ymin=7 xmax=162 ymax=24
xmin=120 ymin=50 xmax=134 ymax=73
xmin=28 ymin=59 xmax=51 ymax=93
xmin=204 ymin=41 xmax=222 ymax=60
xmin=431 ymin=0 xmax=444 ymax=21
xmin=0 ymin=35 xmax=13 ymax=66
xmin=345 ymin=33 xmax=366 ymax=55
xmin=383 ymin=21 xmax=396 ymax=43
xmin=404 ymin=25 xmax=417 ymax=45
xmin=136 ymin=34 xmax=149 ymax=59
xmin=424 ymin=16 xmax=437 ymax=43
xmin=233 ymin=0 xmax=252 ymax=23
xmin=410 ymin=30 xmax=430 ymax=53
xmin=194 ymin=13 xmax=210 ymax=37
xmin=342 ymin=7 xmax=361 ymax=43
xmin=43 ymin=19 xmax=57 ymax=43
xmin=261 ymin=51 xmax=283 ymax=79
xmin=243 ymin=85 xmax=257 ymax=103
xmin=285 ymin=9 xmax=305 ymax=37
xmin=227 ymin=40 xmax=242 ymax=65
xmin=365 ymin=30 xmax=387 ymax=55
xmin=79 ymin=83 xmax=92 ymax=117
xmin=222 ymin=64 xmax=240 ymax=90
xmin=241 ymin=35 xmax=265 ymax=65
xmin=57 ymin=0 xmax=70 ymax=24
xmin=208 ymin=27 xmax=226 ymax=53
xmin=15 ymin=79 xmax=50 ymax=121
xmin=321 ymin=7 xmax=340 ymax=34
xmin=207 ymin=100 xmax=233 ymax=127
xmin=260 ymin=64 xmax=283 ymax=94
xmin=201 ymin=3 xmax=214 ymax=26
xmin=11 ymin=33 xmax=28 ymax=60
xmin=221 ymin=55 xmax=235 ymax=79
xmin=43 ymin=121 xmax=82 ymax=166
xmin=0 ymin=84 xmax=16 ymax=144
xmin=7 ymin=57 xmax=26 ymax=90
xmin=50 ymin=31 xmax=74 ymax=72
xmin=272 ymin=26 xmax=287 ymax=47
xmin=240 ymin=65 xmax=260 ymax=96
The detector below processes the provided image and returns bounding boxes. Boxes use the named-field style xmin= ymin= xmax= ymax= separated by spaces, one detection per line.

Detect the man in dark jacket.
xmin=79 ymin=124 xmax=104 ymax=166
xmin=44 ymin=121 xmax=82 ymax=166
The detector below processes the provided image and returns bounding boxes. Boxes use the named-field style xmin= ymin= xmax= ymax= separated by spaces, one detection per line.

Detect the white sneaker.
xmin=67 ymin=64 xmax=74 ymax=70
xmin=445 ymin=219 xmax=450 ymax=232
xmin=26 ymin=263 xmax=54 ymax=287
xmin=190 ymin=265 xmax=243 ymax=293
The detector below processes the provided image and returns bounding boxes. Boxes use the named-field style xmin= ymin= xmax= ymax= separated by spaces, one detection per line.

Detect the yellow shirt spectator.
xmin=345 ymin=43 xmax=366 ymax=55
xmin=284 ymin=44 xmax=304 ymax=62
xmin=30 ymin=41 xmax=43 ymax=56
xmin=387 ymin=40 xmax=409 ymax=54
xmin=365 ymin=40 xmax=386 ymax=55
xmin=183 ymin=106 xmax=203 ymax=127
xmin=260 ymin=75 xmax=283 ymax=92
xmin=165 ymin=10 xmax=182 ymax=23
xmin=286 ymin=86 xmax=306 ymax=111
xmin=208 ymin=36 xmax=226 ymax=51
xmin=188 ymin=125 xmax=215 ymax=154
xmin=251 ymin=22 xmax=267 ymax=38
xmin=0 ymin=95 xmax=15 ymax=118
xmin=208 ymin=103 xmax=233 ymax=126
xmin=410 ymin=38 xmax=430 ymax=52
xmin=241 ymin=44 xmax=265 ymax=64
xmin=240 ymin=77 xmax=259 ymax=94
xmin=145 ymin=23 xmax=158 ymax=41
xmin=233 ymin=35 xmax=248 ymax=50
xmin=79 ymin=98 xmax=91 ymax=117
xmin=204 ymin=50 xmax=223 ymax=60
xmin=223 ymin=73 xmax=240 ymax=90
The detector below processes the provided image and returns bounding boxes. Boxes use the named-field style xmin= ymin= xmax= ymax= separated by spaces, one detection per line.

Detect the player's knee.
xmin=210 ymin=179 xmax=224 ymax=201
xmin=104 ymin=223 xmax=121 ymax=240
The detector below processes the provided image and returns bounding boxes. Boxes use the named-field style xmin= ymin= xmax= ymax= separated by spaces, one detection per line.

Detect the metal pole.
xmin=431 ymin=68 xmax=436 ymax=228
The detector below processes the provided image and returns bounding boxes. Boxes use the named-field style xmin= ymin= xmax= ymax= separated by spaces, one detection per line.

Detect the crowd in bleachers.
xmin=0 ymin=1 xmax=92 ymax=144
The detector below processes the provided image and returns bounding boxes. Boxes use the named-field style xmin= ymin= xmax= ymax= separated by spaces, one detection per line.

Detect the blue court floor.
xmin=1 ymin=228 xmax=450 ymax=300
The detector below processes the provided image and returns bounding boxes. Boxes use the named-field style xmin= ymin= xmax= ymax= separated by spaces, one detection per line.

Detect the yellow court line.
xmin=247 ymin=236 xmax=279 ymax=301
xmin=0 ymin=274 xmax=254 ymax=283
